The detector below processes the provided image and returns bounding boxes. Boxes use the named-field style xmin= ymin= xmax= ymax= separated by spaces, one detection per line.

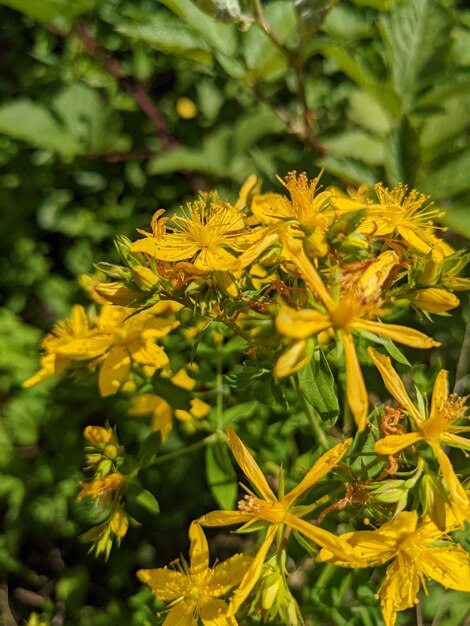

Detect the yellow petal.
xmin=278 ymin=228 xmax=334 ymax=310
xmin=275 ymin=306 xmax=331 ymax=339
xmin=420 ymin=545 xmax=470 ymax=591
xmin=58 ymin=336 xmax=111 ymax=360
xmin=132 ymin=235 xmax=200 ymax=261
xmin=430 ymin=370 xmax=449 ymax=418
xmin=273 ymin=339 xmax=313 ymax=378
xmin=198 ymin=510 xmax=253 ymax=527
xmin=128 ymin=341 xmax=169 ymax=369
xmin=282 ymin=439 xmax=352 ymax=508
xmin=283 ymin=513 xmax=358 ymax=559
xmin=353 ymin=319 xmax=439 ymax=349
xmin=252 ymin=193 xmax=293 ymax=223
xmin=98 ymin=346 xmax=131 ymax=397
xmin=379 ymin=557 xmax=420 ymax=626
xmin=189 ymin=522 xmax=209 ymax=576
xmin=207 ymin=554 xmax=253 ymax=596
xmin=137 ymin=567 xmax=190 ymax=600
xmin=367 ymin=348 xmax=423 ymax=424
xmin=375 ymin=432 xmax=424 ymax=456
xmin=432 ymin=444 xmax=470 ymax=511
xmin=228 ymin=525 xmax=277 ymax=615
xmin=164 ymin=600 xmax=198 ymax=626
xmin=358 ymin=251 xmax=398 ymax=298
xmin=412 ymin=288 xmax=459 ymax=314
xmin=397 ymin=224 xmax=433 ymax=255
xmin=343 ymin=330 xmax=369 ymax=431
xmin=227 ymin=428 xmax=277 ymax=502
xmin=200 ymin=598 xmax=231 ymax=626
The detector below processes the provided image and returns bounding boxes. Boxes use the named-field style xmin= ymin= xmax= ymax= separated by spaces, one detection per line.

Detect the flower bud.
xmin=94 ymin=282 xmax=143 ymax=306
xmin=132 ymin=266 xmax=160 ymax=291
xmin=411 ymin=287 xmax=459 ymax=314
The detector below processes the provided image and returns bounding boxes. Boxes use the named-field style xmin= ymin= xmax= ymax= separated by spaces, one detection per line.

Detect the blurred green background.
xmin=1 ymin=0 xmax=470 ymax=624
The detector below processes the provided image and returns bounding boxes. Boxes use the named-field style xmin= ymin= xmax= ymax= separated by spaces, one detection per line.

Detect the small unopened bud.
xmin=94 ymin=282 xmax=143 ymax=306
xmin=110 ymin=507 xmax=129 ymax=539
xmin=411 ymin=288 xmax=459 ymax=314
xmin=133 ymin=266 xmax=160 ymax=291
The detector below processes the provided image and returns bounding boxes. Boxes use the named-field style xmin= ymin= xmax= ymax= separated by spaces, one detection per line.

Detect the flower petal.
xmin=137 ymin=567 xmax=190 ymax=601
xmin=189 ymin=522 xmax=209 ymax=576
xmin=228 ymin=525 xmax=277 ymax=615
xmin=227 ymin=428 xmax=276 ymax=502
xmin=98 ymin=346 xmax=131 ymax=397
xmin=283 ymin=439 xmax=352 ymax=508
xmin=275 ymin=306 xmax=331 ymax=339
xmin=375 ymin=432 xmax=424 ymax=456
xmin=430 ymin=370 xmax=449 ymax=418
xmin=354 ymin=320 xmax=439 ymax=349
xmin=343 ymin=330 xmax=369 ymax=432
xmin=200 ymin=598 xmax=231 ymax=626
xmin=367 ymin=348 xmax=423 ymax=424
xmin=379 ymin=557 xmax=420 ymax=626
xmin=432 ymin=444 xmax=470 ymax=511
xmin=420 ymin=545 xmax=470 ymax=591
xmin=198 ymin=510 xmax=253 ymax=527
xmin=164 ymin=600 xmax=197 ymax=626
xmin=207 ymin=554 xmax=253 ymax=596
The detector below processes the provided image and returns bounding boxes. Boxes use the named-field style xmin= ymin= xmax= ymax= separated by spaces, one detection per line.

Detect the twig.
xmin=75 ymin=20 xmax=178 ymax=150
xmin=0 ymin=582 xmax=18 ymax=626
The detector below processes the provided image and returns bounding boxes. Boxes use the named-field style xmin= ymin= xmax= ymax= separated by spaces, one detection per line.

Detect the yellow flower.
xmin=77 ymin=473 xmax=125 ymax=501
xmin=58 ymin=305 xmax=178 ymax=396
xmin=369 ymin=348 xmax=470 ymax=520
xmin=411 ymin=287 xmax=460 ymax=314
xmin=317 ymin=511 xmax=470 ymax=626
xmin=251 ymin=171 xmax=334 ymax=256
xmin=137 ymin=521 xmax=252 ymax=625
xmin=131 ymin=197 xmax=254 ymax=271
xmin=274 ymin=251 xmax=438 ymax=431
xmin=198 ymin=428 xmax=352 ymax=614
xmin=359 ymin=184 xmax=453 ymax=260
xmin=23 ymin=305 xmax=91 ymax=388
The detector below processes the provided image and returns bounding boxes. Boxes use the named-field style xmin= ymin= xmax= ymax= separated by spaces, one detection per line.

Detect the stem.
xmin=292 ymin=377 xmax=329 ymax=449
xmin=216 ymin=339 xmax=224 ymax=431
xmin=151 ymin=433 xmax=218 ymax=465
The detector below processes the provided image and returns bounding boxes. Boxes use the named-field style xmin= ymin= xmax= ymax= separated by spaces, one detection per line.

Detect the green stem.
xmin=151 ymin=433 xmax=218 ymax=465
xmin=216 ymin=339 xmax=224 ymax=431
xmin=292 ymin=377 xmax=329 ymax=449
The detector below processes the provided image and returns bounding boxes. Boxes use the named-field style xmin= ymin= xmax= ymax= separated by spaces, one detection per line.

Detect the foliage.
xmin=1 ymin=1 xmax=470 ymax=625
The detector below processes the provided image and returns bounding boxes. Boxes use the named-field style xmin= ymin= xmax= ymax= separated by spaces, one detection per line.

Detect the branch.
xmin=75 ymin=20 xmax=178 ymax=150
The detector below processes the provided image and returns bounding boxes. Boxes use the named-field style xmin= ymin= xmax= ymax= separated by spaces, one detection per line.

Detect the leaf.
xmin=322 ymin=130 xmax=385 ymax=166
xmin=117 ymin=14 xmax=213 ymax=65
xmin=243 ymin=1 xmax=298 ymax=82
xmin=0 ymin=100 xmax=81 ymax=158
xmin=0 ymin=0 xmax=105 ymax=23
xmin=298 ymin=349 xmax=339 ymax=426
xmin=323 ymin=4 xmax=373 ymax=40
xmin=419 ymin=148 xmax=470 ymax=200
xmin=318 ymin=155 xmax=378 ymax=186
xmin=205 ymin=441 xmax=238 ymax=510
xmin=383 ymin=115 xmax=420 ymax=186
xmin=324 ymin=46 xmax=401 ymax=119
xmin=138 ymin=432 xmax=162 ymax=467
xmin=152 ymin=375 xmax=192 ymax=410
xmin=158 ymin=0 xmax=237 ymax=56
xmin=348 ymin=90 xmax=392 ymax=136
xmin=187 ymin=0 xmax=253 ymax=24
xmin=379 ymin=0 xmax=453 ymax=108
xmin=134 ymin=489 xmax=160 ymax=515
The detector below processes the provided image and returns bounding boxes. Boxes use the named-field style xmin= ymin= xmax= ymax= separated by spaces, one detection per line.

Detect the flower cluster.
xmin=25 ymin=172 xmax=470 ymax=625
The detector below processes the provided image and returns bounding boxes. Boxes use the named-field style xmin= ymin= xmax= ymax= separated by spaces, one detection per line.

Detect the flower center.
xmin=238 ymin=495 xmax=287 ymax=524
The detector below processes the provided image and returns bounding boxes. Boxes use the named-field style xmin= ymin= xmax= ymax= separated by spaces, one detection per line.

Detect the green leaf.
xmin=379 ymin=0 xmax=453 ymax=108
xmin=0 ymin=100 xmax=81 ymax=158
xmin=117 ymin=14 xmax=213 ymax=65
xmin=243 ymin=1 xmax=298 ymax=82
xmin=298 ymin=350 xmax=339 ymax=426
xmin=138 ymin=432 xmax=162 ymax=467
xmin=322 ymin=130 xmax=384 ymax=166
xmin=0 ymin=0 xmax=105 ymax=23
xmin=190 ymin=0 xmax=252 ymax=24
xmin=383 ymin=115 xmax=420 ymax=186
xmin=205 ymin=441 xmax=238 ymax=510
xmin=152 ymin=375 xmax=192 ymax=410
xmin=419 ymin=148 xmax=470 ymax=200
xmin=318 ymin=155 xmax=378 ymax=186
xmin=158 ymin=0 xmax=237 ymax=56
xmin=348 ymin=90 xmax=392 ymax=136
xmin=134 ymin=489 xmax=160 ymax=515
